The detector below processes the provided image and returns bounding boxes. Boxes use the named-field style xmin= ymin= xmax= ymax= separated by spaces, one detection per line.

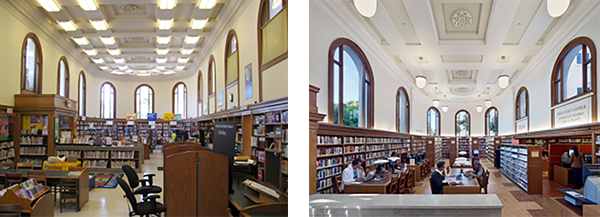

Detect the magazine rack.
xmin=0 ymin=179 xmax=52 ymax=216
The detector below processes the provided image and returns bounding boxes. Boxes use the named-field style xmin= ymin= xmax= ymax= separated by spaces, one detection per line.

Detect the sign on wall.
xmin=516 ymin=118 xmax=528 ymax=134
xmin=554 ymin=96 xmax=591 ymax=128
xmin=147 ymin=113 xmax=157 ymax=121
xmin=164 ymin=113 xmax=174 ymax=121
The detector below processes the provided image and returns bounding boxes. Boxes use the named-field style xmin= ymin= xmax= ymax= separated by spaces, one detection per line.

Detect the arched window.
xmin=516 ymin=87 xmax=528 ymax=120
xmin=485 ymin=107 xmax=498 ymax=136
xmin=208 ymin=55 xmax=216 ymax=96
xmin=258 ymin=0 xmax=288 ymax=70
xmin=57 ymin=57 xmax=69 ymax=97
xmin=173 ymin=82 xmax=187 ymax=119
xmin=21 ymin=33 xmax=43 ymax=93
xmin=100 ymin=82 xmax=116 ymax=119
xmin=198 ymin=71 xmax=203 ymax=116
xmin=455 ymin=110 xmax=470 ymax=136
xmin=78 ymin=71 xmax=86 ymax=116
xmin=427 ymin=107 xmax=440 ymax=136
xmin=328 ymin=38 xmax=374 ymax=128
xmin=135 ymin=85 xmax=154 ymax=119
xmin=225 ymin=30 xmax=239 ymax=108
xmin=396 ymin=87 xmax=409 ymax=133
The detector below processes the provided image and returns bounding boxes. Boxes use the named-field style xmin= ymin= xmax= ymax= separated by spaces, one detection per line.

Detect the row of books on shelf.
xmin=20 ymin=147 xmax=46 ymax=155
xmin=83 ymin=151 xmax=109 ymax=159
xmin=20 ymin=136 xmax=44 ymax=145
xmin=317 ymin=165 xmax=342 ymax=180
xmin=316 ymin=177 xmax=334 ymax=191
xmin=9 ymin=179 xmax=45 ymax=200
xmin=110 ymin=160 xmax=137 ymax=168
xmin=317 ymin=157 xmax=342 ymax=169
xmin=57 ymin=150 xmax=81 ymax=157
xmin=253 ymin=111 xmax=287 ymax=125
xmin=344 ymin=154 xmax=363 ymax=164
xmin=317 ymin=136 xmax=342 ymax=145
xmin=317 ymin=147 xmax=343 ymax=157
xmin=282 ymin=160 xmax=287 ymax=174
xmin=0 ymin=141 xmax=14 ymax=149
xmin=345 ymin=145 xmax=364 ymax=153
xmin=0 ymin=149 xmax=15 ymax=160
xmin=85 ymin=160 xmax=108 ymax=168
xmin=252 ymin=149 xmax=266 ymax=163
xmin=19 ymin=158 xmax=43 ymax=167
xmin=112 ymin=151 xmax=135 ymax=159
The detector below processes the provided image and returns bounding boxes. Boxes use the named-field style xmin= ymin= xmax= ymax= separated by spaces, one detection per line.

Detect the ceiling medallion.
xmin=120 ymin=4 xmax=141 ymax=13
xmin=455 ymin=70 xmax=470 ymax=79
xmin=451 ymin=10 xmax=472 ymax=29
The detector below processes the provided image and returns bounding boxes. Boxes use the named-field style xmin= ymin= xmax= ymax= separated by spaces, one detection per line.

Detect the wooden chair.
xmin=0 ymin=162 xmax=13 ymax=169
xmin=0 ymin=204 xmax=21 ymax=217
xmin=27 ymin=171 xmax=47 ymax=186
xmin=5 ymin=173 xmax=22 ymax=187
xmin=397 ymin=175 xmax=406 ymax=194
xmin=480 ymin=169 xmax=490 ymax=194
xmin=406 ymin=169 xmax=414 ymax=193
xmin=387 ymin=176 xmax=399 ymax=194
xmin=333 ymin=175 xmax=342 ymax=194
xmin=16 ymin=163 xmax=33 ymax=170
xmin=59 ymin=178 xmax=79 ymax=212
xmin=47 ymin=166 xmax=62 ymax=171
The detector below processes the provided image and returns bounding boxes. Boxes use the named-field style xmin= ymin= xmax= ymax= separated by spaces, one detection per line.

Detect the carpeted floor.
xmin=89 ymin=173 xmax=124 ymax=188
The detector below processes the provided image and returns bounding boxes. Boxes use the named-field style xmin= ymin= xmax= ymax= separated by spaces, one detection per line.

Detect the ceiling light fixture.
xmin=498 ymin=75 xmax=509 ymax=89
xmin=353 ymin=0 xmax=377 ymax=17
xmin=181 ymin=49 xmax=193 ymax=55
xmin=72 ymin=37 xmax=89 ymax=45
xmin=100 ymin=37 xmax=116 ymax=45
xmin=118 ymin=65 xmax=127 ymax=70
xmin=432 ymin=99 xmax=440 ymax=107
xmin=185 ymin=36 xmax=200 ymax=44
xmin=157 ymin=49 xmax=168 ymax=55
xmin=156 ymin=58 xmax=167 ymax=63
xmin=177 ymin=57 xmax=189 ymax=63
xmin=84 ymin=49 xmax=97 ymax=56
xmin=110 ymin=71 xmax=124 ymax=75
xmin=78 ymin=0 xmax=97 ymax=11
xmin=99 ymin=66 xmax=109 ymax=70
xmin=157 ymin=36 xmax=170 ymax=44
xmin=485 ymin=100 xmax=493 ymax=107
xmin=58 ymin=21 xmax=77 ymax=31
xmin=38 ymin=0 xmax=61 ymax=12
xmin=476 ymin=105 xmax=483 ymax=113
xmin=442 ymin=106 xmax=448 ymax=113
xmin=137 ymin=73 xmax=151 ymax=77
xmin=191 ymin=19 xmax=207 ymax=29
xmin=156 ymin=66 xmax=166 ymax=70
xmin=159 ymin=0 xmax=175 ymax=10
xmin=198 ymin=0 xmax=216 ymax=9
xmin=164 ymin=71 xmax=176 ymax=74
xmin=415 ymin=76 xmax=427 ymax=88
xmin=91 ymin=58 xmax=104 ymax=64
xmin=108 ymin=49 xmax=120 ymax=56
xmin=547 ymin=0 xmax=569 ymax=17
xmin=113 ymin=58 xmax=125 ymax=64
xmin=90 ymin=20 xmax=108 ymax=31
xmin=176 ymin=65 xmax=185 ymax=70
xmin=158 ymin=19 xmax=173 ymax=30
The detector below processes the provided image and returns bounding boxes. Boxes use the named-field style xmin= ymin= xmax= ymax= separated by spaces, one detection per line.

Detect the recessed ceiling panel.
xmin=503 ymin=0 xmax=542 ymax=45
xmin=430 ymin=0 xmax=492 ymax=41
xmin=441 ymin=55 xmax=483 ymax=63
xmin=381 ymin=0 xmax=421 ymax=45
xmin=447 ymin=69 xmax=477 ymax=84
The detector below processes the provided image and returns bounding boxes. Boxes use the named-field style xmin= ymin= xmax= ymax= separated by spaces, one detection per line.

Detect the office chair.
xmin=122 ymin=165 xmax=162 ymax=198
xmin=116 ymin=177 xmax=166 ymax=217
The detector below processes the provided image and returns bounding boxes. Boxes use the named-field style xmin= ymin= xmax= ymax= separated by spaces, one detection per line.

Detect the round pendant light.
xmin=476 ymin=105 xmax=483 ymax=113
xmin=354 ymin=0 xmax=377 ymax=17
xmin=498 ymin=75 xmax=509 ymax=89
xmin=432 ymin=99 xmax=440 ymax=107
xmin=442 ymin=106 xmax=448 ymax=113
xmin=547 ymin=0 xmax=569 ymax=17
xmin=485 ymin=100 xmax=492 ymax=108
xmin=415 ymin=76 xmax=427 ymax=88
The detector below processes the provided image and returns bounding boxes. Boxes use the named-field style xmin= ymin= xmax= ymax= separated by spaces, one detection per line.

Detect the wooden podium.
xmin=0 ymin=179 xmax=53 ymax=216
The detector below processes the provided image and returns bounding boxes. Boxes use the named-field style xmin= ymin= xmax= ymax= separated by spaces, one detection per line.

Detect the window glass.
xmin=456 ymin=111 xmax=469 ymax=136
xmin=59 ymin=60 xmax=66 ymax=97
xmin=519 ymin=91 xmax=526 ymax=119
xmin=100 ymin=83 xmax=115 ymax=119
xmin=174 ymin=83 xmax=187 ymax=119
xmin=136 ymin=86 xmax=153 ymax=119
xmin=78 ymin=73 xmax=85 ymax=116
xmin=231 ymin=35 xmax=237 ymax=53
xmin=269 ymin=0 xmax=283 ymax=20
xmin=487 ymin=108 xmax=498 ymax=136
xmin=427 ymin=108 xmax=439 ymax=136
xmin=398 ymin=90 xmax=408 ymax=133
xmin=564 ymin=45 xmax=583 ymax=99
xmin=333 ymin=62 xmax=339 ymax=125
xmin=342 ymin=48 xmax=361 ymax=127
xmin=25 ymin=38 xmax=36 ymax=91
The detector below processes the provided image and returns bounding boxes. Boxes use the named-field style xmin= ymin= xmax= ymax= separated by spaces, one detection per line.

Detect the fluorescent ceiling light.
xmin=84 ymin=49 xmax=97 ymax=56
xmin=158 ymin=19 xmax=173 ymax=30
xmin=157 ymin=49 xmax=168 ymax=55
xmin=156 ymin=58 xmax=167 ymax=63
xmin=58 ymin=21 xmax=77 ymax=31
xmin=185 ymin=36 xmax=200 ymax=44
xmin=157 ymin=36 xmax=170 ymax=44
xmin=176 ymin=65 xmax=185 ymax=70
xmin=110 ymin=71 xmax=124 ymax=75
xmin=156 ymin=66 xmax=166 ymax=70
xmin=137 ymin=73 xmax=151 ymax=77
xmin=91 ymin=58 xmax=104 ymax=64
xmin=99 ymin=66 xmax=109 ymax=70
xmin=181 ymin=49 xmax=193 ymax=55
xmin=100 ymin=37 xmax=116 ymax=45
xmin=159 ymin=0 xmax=175 ymax=10
xmin=90 ymin=20 xmax=108 ymax=31
xmin=164 ymin=71 xmax=176 ymax=74
xmin=72 ymin=37 xmax=89 ymax=45
xmin=198 ymin=0 xmax=216 ymax=9
xmin=38 ymin=0 xmax=61 ymax=12
xmin=113 ymin=58 xmax=125 ymax=64
xmin=108 ymin=49 xmax=121 ymax=55
xmin=118 ymin=65 xmax=128 ymax=70
xmin=190 ymin=19 xmax=207 ymax=29
xmin=78 ymin=0 xmax=97 ymax=11
xmin=177 ymin=57 xmax=189 ymax=63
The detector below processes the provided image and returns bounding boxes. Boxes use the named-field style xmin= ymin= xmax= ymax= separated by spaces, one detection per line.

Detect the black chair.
xmin=122 ymin=165 xmax=162 ymax=198
xmin=116 ymin=177 xmax=166 ymax=217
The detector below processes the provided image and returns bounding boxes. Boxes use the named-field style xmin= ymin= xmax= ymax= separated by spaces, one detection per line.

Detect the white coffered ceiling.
xmin=350 ymin=0 xmax=594 ymax=102
xmin=19 ymin=0 xmax=239 ymax=79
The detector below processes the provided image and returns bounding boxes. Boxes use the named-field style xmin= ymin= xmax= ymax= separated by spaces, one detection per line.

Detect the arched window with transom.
xmin=396 ymin=87 xmax=409 ymax=133
xmin=455 ymin=110 xmax=470 ymax=136
xmin=328 ymin=38 xmax=374 ymax=128
xmin=427 ymin=107 xmax=440 ymax=136
xmin=21 ymin=33 xmax=43 ymax=94
xmin=100 ymin=82 xmax=116 ymax=119
xmin=258 ymin=0 xmax=288 ymax=101
xmin=78 ymin=71 xmax=86 ymax=116
xmin=173 ymin=82 xmax=187 ymax=119
xmin=485 ymin=107 xmax=498 ymax=136
xmin=225 ymin=30 xmax=239 ymax=108
xmin=198 ymin=71 xmax=203 ymax=116
xmin=57 ymin=57 xmax=69 ymax=97
xmin=135 ymin=85 xmax=154 ymax=119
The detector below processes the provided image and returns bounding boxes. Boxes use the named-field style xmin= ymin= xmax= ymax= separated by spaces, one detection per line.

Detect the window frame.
xmin=485 ymin=107 xmax=498 ymax=136
xmin=134 ymin=84 xmax=155 ymax=119
xmin=172 ymin=82 xmax=188 ymax=119
xmin=21 ymin=33 xmax=43 ymax=94
xmin=455 ymin=110 xmax=471 ymax=137
xmin=427 ymin=107 xmax=441 ymax=136
xmin=78 ymin=71 xmax=86 ymax=117
xmin=396 ymin=87 xmax=410 ymax=133
xmin=198 ymin=71 xmax=203 ymax=116
xmin=100 ymin=82 xmax=116 ymax=119
xmin=515 ymin=86 xmax=530 ymax=133
xmin=224 ymin=29 xmax=240 ymax=109
xmin=257 ymin=0 xmax=288 ymax=102
xmin=57 ymin=56 xmax=69 ymax=98
xmin=327 ymin=38 xmax=374 ymax=129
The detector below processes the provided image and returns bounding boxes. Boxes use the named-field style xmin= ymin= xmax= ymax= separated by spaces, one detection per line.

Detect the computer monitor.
xmin=569 ymin=149 xmax=574 ymax=156
xmin=583 ymin=164 xmax=600 ymax=185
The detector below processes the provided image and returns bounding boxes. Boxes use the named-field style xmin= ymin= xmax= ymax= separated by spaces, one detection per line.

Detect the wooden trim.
xmin=515 ymin=87 xmax=530 ymax=133
xmin=133 ymin=84 xmax=155 ymax=116
xmin=198 ymin=70 xmax=203 ymax=116
xmin=258 ymin=0 xmax=288 ymax=102
xmin=485 ymin=107 xmax=498 ymax=136
xmin=455 ymin=110 xmax=471 ymax=136
xmin=56 ymin=56 xmax=69 ymax=98
xmin=100 ymin=82 xmax=116 ymax=119
xmin=427 ymin=107 xmax=441 ymax=136
xmin=396 ymin=87 xmax=410 ymax=133
xmin=21 ymin=33 xmax=43 ymax=94
xmin=172 ymin=82 xmax=187 ymax=119
xmin=327 ymin=38 xmax=374 ymax=129
xmin=77 ymin=71 xmax=86 ymax=116
xmin=224 ymin=29 xmax=240 ymax=109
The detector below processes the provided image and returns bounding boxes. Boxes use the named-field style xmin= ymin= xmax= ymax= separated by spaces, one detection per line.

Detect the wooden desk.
xmin=549 ymin=197 xmax=600 ymax=217
xmin=554 ymin=165 xmax=573 ymax=187
xmin=343 ymin=171 xmax=398 ymax=194
xmin=0 ymin=169 xmax=89 ymax=210
xmin=229 ymin=173 xmax=287 ymax=215
xmin=443 ymin=169 xmax=480 ymax=194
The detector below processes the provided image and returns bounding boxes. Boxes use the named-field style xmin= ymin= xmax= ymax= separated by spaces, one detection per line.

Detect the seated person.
xmin=467 ymin=161 xmax=486 ymax=186
xmin=342 ymin=159 xmax=366 ymax=190
xmin=431 ymin=161 xmax=449 ymax=194
xmin=389 ymin=152 xmax=399 ymax=170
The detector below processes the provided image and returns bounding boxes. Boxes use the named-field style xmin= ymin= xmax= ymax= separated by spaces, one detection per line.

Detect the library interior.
xmin=309 ymin=0 xmax=600 ymax=217
xmin=0 ymin=0 xmax=288 ymax=216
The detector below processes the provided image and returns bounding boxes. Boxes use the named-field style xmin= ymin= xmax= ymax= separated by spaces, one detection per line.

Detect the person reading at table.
xmin=342 ymin=159 xmax=366 ymax=188
xmin=431 ymin=161 xmax=448 ymax=194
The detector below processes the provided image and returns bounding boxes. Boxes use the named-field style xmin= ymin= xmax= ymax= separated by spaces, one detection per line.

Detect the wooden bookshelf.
xmin=449 ymin=138 xmax=457 ymax=165
xmin=425 ymin=137 xmax=442 ymax=166
xmin=499 ymin=144 xmax=542 ymax=194
xmin=0 ymin=104 xmax=16 ymax=166
xmin=55 ymin=144 xmax=143 ymax=172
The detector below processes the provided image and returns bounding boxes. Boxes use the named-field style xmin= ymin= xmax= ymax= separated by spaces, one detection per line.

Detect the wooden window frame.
xmin=327 ymin=38 xmax=374 ymax=129
xmin=515 ymin=86 xmax=530 ymax=133
xmin=455 ymin=110 xmax=471 ymax=136
xmin=396 ymin=87 xmax=410 ymax=133
xmin=78 ymin=71 xmax=86 ymax=116
xmin=21 ymin=33 xmax=43 ymax=94
xmin=224 ymin=29 xmax=240 ymax=109
xmin=198 ymin=71 xmax=203 ymax=116
xmin=257 ymin=0 xmax=288 ymax=102
xmin=100 ymin=82 xmax=116 ymax=119
xmin=57 ymin=56 xmax=69 ymax=98
xmin=485 ymin=107 xmax=498 ymax=136
xmin=427 ymin=107 xmax=441 ymax=136
xmin=134 ymin=84 xmax=155 ymax=117
xmin=551 ymin=37 xmax=597 ymax=127
xmin=208 ymin=55 xmax=216 ymax=112
xmin=172 ymin=82 xmax=188 ymax=119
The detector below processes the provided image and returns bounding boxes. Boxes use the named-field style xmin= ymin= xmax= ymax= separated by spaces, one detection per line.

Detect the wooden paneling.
xmin=242 ymin=115 xmax=253 ymax=157
xmin=309 ymin=86 xmax=326 ymax=195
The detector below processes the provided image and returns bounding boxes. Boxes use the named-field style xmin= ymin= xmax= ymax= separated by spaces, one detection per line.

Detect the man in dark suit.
xmin=430 ymin=161 xmax=448 ymax=194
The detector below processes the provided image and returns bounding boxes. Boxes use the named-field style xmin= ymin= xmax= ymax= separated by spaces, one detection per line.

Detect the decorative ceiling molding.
xmin=451 ymin=10 xmax=472 ymax=29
